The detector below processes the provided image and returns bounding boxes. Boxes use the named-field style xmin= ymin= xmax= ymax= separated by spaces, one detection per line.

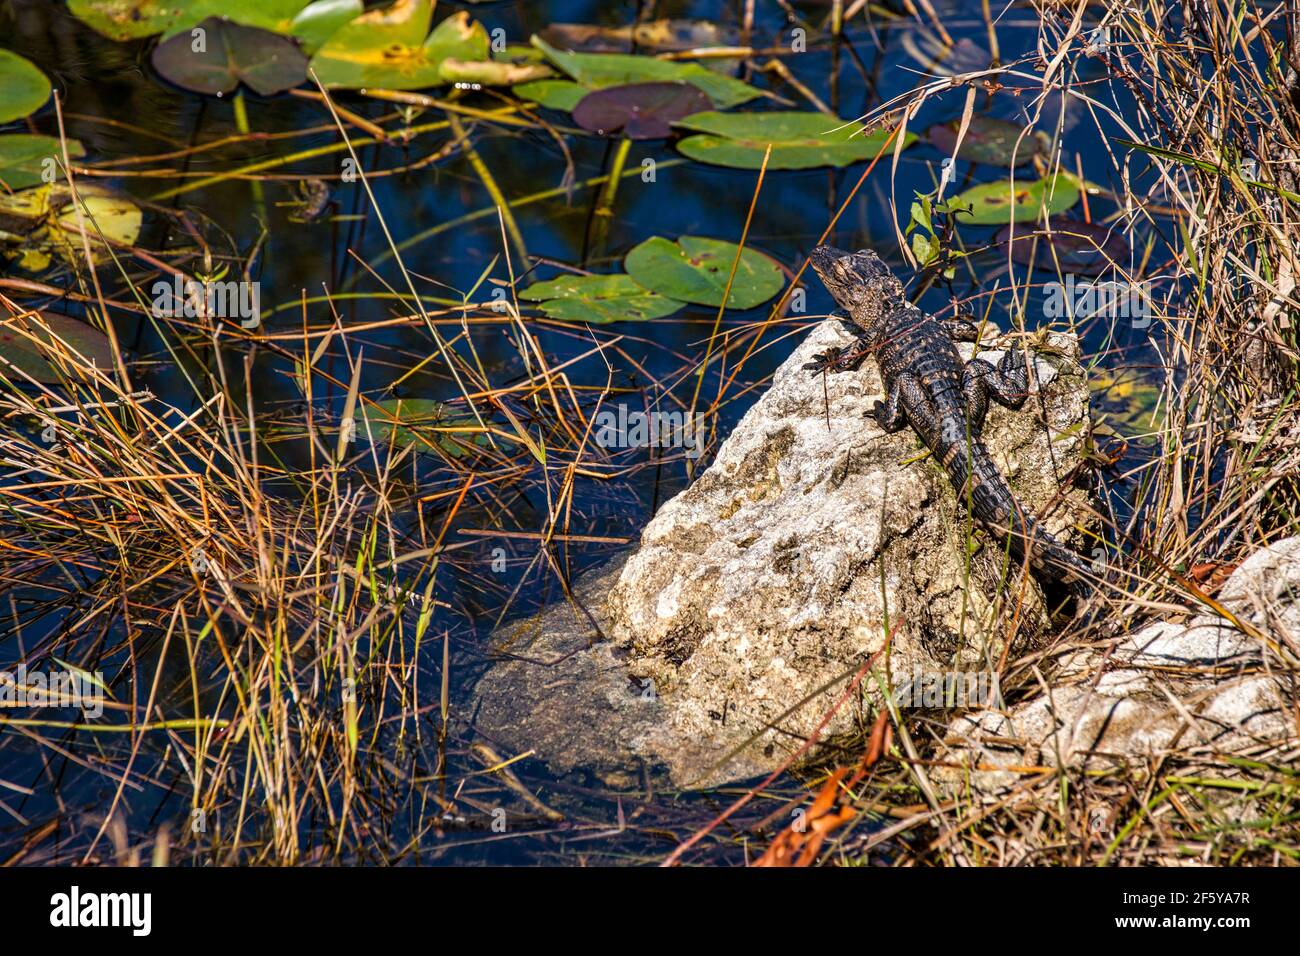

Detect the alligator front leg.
xmin=868 ymin=375 xmax=913 ymax=433
xmin=803 ymin=336 xmax=872 ymax=376
xmin=961 ymin=347 xmax=1029 ymax=431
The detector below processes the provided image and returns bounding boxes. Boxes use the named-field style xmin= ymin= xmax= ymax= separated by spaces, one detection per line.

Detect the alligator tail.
xmin=941 ymin=437 xmax=1094 ymax=598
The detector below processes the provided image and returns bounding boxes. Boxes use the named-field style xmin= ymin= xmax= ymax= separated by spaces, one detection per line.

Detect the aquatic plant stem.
xmin=231 ymin=92 xmax=266 ymax=216
xmin=595 ymin=136 xmax=632 ymax=219
xmin=448 ymin=113 xmax=528 ymax=266
xmin=588 ymin=136 xmax=632 ymax=259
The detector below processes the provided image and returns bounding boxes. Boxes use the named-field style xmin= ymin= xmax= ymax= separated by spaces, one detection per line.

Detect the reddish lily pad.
xmin=927 ymin=116 xmax=1050 ymax=167
xmin=572 ymin=82 xmax=711 ymax=139
xmin=151 ymin=17 xmax=308 ymax=96
xmin=0 ymin=309 xmax=116 ymax=383
xmin=995 ymin=217 xmax=1130 ymax=275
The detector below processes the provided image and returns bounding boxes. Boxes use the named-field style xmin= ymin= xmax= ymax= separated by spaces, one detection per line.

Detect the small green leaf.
xmin=911 ymin=232 xmax=937 ymax=265
xmin=624 ymin=236 xmax=783 ymax=309
xmin=520 ymin=273 xmax=684 ymax=323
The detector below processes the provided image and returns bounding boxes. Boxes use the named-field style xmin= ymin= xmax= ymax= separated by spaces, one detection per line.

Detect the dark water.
xmin=0 ymin=0 xmax=1160 ymax=864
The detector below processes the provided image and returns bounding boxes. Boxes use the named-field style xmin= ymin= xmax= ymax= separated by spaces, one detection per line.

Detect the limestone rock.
xmin=941 ymin=537 xmax=1300 ymax=794
xmin=474 ymin=317 xmax=1093 ymax=788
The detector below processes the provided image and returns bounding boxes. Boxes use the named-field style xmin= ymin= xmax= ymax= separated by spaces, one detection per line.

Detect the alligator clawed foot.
xmin=803 ymin=348 xmax=846 ymax=376
xmin=804 ymin=343 xmax=869 ymax=376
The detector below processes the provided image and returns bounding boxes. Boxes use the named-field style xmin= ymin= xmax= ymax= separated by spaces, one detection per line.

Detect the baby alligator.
xmin=804 ymin=245 xmax=1092 ymax=599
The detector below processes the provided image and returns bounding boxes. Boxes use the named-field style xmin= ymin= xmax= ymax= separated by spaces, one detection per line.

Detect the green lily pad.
xmin=0 ymin=135 xmax=86 ymax=191
xmin=531 ymin=35 xmax=759 ymax=109
xmin=288 ymin=0 xmax=362 ymax=53
xmin=0 ymin=185 xmax=53 ymax=261
xmin=2 ymin=183 xmax=143 ymax=271
xmin=357 ymin=398 xmax=486 ymax=457
xmin=0 ymin=188 xmax=47 ymax=237
xmin=951 ymin=173 xmax=1081 ymax=225
xmin=310 ymin=3 xmax=499 ymax=90
xmin=573 ymin=82 xmax=712 ymax=139
xmin=624 ymin=236 xmax=783 ymax=310
xmin=68 ymin=0 xmax=313 ymax=41
xmin=673 ymin=111 xmax=916 ymax=169
xmin=0 ymin=309 xmax=116 ymax=383
xmin=0 ymin=50 xmax=51 ymax=124
xmin=520 ymin=274 xmax=684 ymax=323
xmin=68 ymin=0 xmax=201 ymax=40
xmin=152 ymin=18 xmax=308 ymax=96
xmin=927 ymin=116 xmax=1050 ymax=167
xmin=515 ymin=79 xmax=588 ymax=111
xmin=168 ymin=0 xmax=314 ymax=38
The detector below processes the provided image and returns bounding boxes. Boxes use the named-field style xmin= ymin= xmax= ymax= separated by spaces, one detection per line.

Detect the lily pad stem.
xmin=448 ymin=113 xmax=528 ymax=266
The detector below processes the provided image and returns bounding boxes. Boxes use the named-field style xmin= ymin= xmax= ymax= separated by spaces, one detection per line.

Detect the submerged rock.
xmin=940 ymin=537 xmax=1300 ymax=794
xmin=474 ymin=317 xmax=1094 ymax=788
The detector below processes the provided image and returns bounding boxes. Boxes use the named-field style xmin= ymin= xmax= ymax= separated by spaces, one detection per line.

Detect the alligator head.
xmin=809 ymin=245 xmax=904 ymax=339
